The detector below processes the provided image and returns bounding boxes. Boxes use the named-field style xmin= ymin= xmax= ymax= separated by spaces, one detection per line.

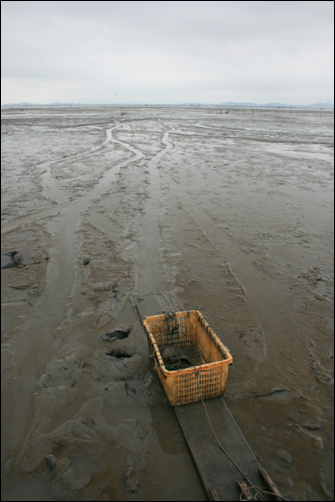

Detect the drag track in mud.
xmin=1 ymin=105 xmax=334 ymax=501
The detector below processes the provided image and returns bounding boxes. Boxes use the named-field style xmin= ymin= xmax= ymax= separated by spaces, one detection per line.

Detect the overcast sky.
xmin=1 ymin=1 xmax=334 ymax=105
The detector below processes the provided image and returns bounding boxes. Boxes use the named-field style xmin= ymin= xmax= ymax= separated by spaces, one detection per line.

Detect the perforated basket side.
xmin=143 ymin=311 xmax=233 ymax=406
xmin=194 ymin=311 xmax=231 ymax=361
xmin=175 ymin=363 xmax=227 ymax=405
xmin=147 ymin=311 xmax=192 ymax=350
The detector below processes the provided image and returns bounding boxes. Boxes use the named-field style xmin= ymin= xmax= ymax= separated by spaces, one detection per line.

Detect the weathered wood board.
xmin=175 ymin=397 xmax=265 ymax=501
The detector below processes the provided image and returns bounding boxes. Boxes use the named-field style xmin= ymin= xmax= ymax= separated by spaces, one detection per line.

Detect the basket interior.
xmin=146 ymin=311 xmax=223 ymax=367
xmin=161 ymin=344 xmax=205 ymax=371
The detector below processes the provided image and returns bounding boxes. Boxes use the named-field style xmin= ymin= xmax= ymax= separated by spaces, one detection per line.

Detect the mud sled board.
xmin=175 ymin=397 xmax=283 ymax=501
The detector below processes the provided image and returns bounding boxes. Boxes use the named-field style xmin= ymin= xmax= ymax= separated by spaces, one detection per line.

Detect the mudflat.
xmin=1 ymin=105 xmax=334 ymax=501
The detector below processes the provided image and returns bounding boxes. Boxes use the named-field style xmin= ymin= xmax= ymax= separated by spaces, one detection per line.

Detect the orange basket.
xmin=143 ymin=311 xmax=233 ymax=406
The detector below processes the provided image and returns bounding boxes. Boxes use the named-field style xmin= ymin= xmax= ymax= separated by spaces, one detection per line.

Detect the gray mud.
xmin=1 ymin=105 xmax=334 ymax=501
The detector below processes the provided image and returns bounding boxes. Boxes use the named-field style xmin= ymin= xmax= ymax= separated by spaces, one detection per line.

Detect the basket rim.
xmin=143 ymin=310 xmax=233 ymax=373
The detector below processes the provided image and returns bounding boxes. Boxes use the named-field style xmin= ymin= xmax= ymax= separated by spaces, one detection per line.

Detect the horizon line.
xmin=1 ymin=101 xmax=334 ymax=109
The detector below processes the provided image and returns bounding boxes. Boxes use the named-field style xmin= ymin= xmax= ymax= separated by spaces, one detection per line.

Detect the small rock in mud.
xmin=44 ymin=454 xmax=59 ymax=473
xmin=1 ymin=250 xmax=24 ymax=269
xmin=124 ymin=465 xmax=140 ymax=492
xmin=81 ymin=256 xmax=90 ymax=265
xmin=39 ymin=373 xmax=53 ymax=388
xmin=124 ymin=454 xmax=151 ymax=493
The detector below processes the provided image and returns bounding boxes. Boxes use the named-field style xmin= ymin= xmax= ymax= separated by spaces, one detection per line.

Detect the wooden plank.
xmin=175 ymin=397 xmax=264 ymax=501
xmin=259 ymin=468 xmax=284 ymax=501
xmin=208 ymin=486 xmax=221 ymax=501
xmin=237 ymin=481 xmax=253 ymax=500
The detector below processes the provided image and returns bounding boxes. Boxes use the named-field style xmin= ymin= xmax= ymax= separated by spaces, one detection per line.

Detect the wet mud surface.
xmin=1 ymin=105 xmax=334 ymax=501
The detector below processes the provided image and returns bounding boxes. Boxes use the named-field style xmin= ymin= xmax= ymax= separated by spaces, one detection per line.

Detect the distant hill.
xmin=2 ymin=102 xmax=79 ymax=107
xmin=3 ymin=102 xmax=33 ymax=106
xmin=217 ymin=102 xmax=334 ymax=109
xmin=217 ymin=102 xmax=255 ymax=107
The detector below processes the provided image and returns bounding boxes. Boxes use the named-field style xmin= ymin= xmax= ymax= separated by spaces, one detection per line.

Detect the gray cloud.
xmin=1 ymin=1 xmax=334 ymax=104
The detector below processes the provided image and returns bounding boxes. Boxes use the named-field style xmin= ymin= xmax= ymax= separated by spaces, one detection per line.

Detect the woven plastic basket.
xmin=143 ymin=310 xmax=232 ymax=406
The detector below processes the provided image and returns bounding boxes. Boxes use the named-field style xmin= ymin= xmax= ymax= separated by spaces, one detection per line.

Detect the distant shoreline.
xmin=1 ymin=102 xmax=334 ymax=109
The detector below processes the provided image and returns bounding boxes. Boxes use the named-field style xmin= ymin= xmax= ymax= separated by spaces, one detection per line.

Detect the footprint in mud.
xmin=100 ymin=328 xmax=133 ymax=361
xmin=1 ymin=251 xmax=24 ymax=269
xmin=101 ymin=329 xmax=130 ymax=342
xmin=105 ymin=347 xmax=135 ymax=359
